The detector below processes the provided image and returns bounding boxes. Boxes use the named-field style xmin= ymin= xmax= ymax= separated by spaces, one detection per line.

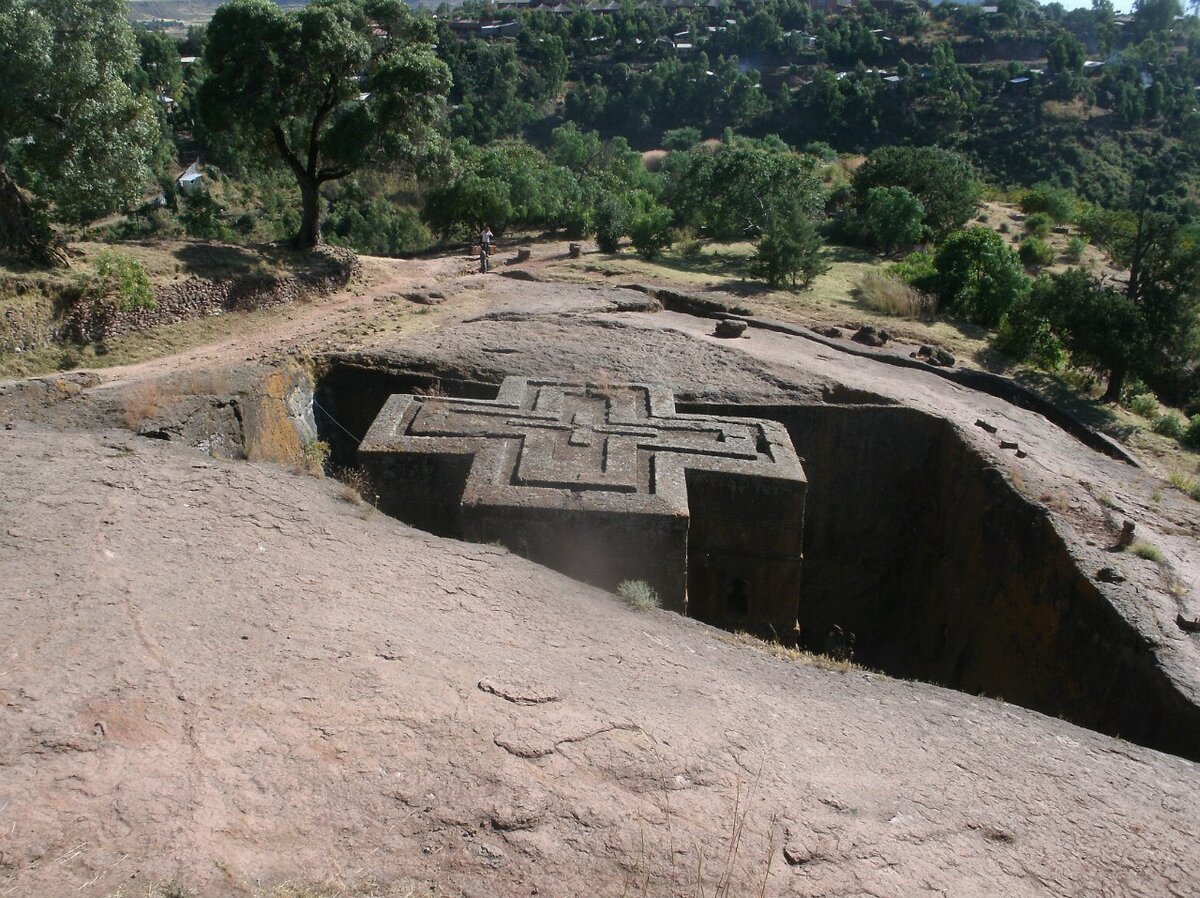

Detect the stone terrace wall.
xmin=65 ymin=246 xmax=361 ymax=343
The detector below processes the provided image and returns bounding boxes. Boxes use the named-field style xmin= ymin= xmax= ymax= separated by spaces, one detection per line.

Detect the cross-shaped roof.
xmin=359 ymin=377 xmax=804 ymax=518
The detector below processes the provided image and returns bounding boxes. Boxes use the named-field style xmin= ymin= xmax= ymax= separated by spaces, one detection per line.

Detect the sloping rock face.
xmin=311 ymin=302 xmax=1200 ymax=760
xmin=1 ymin=425 xmax=1198 ymax=898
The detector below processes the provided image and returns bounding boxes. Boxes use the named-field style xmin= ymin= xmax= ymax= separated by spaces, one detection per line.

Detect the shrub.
xmin=1065 ymin=236 xmax=1087 ymax=261
xmin=1187 ymin=414 xmax=1200 ymax=449
xmin=593 ymin=197 xmax=629 ymax=253
xmin=995 ymin=293 xmax=1066 ymax=369
xmin=857 ymin=271 xmax=936 ymax=318
xmin=673 ymin=227 xmax=703 ymax=258
xmin=662 ymin=127 xmax=702 ymax=151
xmin=1168 ymin=470 xmax=1200 ymax=501
xmin=617 ymin=579 xmax=661 ymax=610
xmin=179 ymin=191 xmax=233 ymax=240
xmin=327 ymin=199 xmax=433 ymax=256
xmin=933 ymin=227 xmax=1031 ymax=327
xmin=890 ymin=249 xmax=938 ymax=292
xmin=302 ymin=438 xmax=331 ymax=474
xmin=1126 ymin=393 xmax=1159 ymax=419
xmin=1154 ymin=413 xmax=1188 ymax=440
xmin=1024 ymin=212 xmax=1053 ymax=238
xmin=1020 ymin=185 xmax=1077 ymax=223
xmin=1019 ymin=236 xmax=1055 ymax=267
xmin=91 ymin=250 xmax=156 ymax=312
xmin=802 ymin=140 xmax=838 ymax=161
xmin=629 ymin=204 xmax=674 ymax=260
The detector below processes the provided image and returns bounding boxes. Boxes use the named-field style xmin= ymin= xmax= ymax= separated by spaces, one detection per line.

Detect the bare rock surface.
xmin=1 ymin=424 xmax=1199 ymax=898
xmin=3 ymin=261 xmax=1200 ymax=897
xmin=338 ymin=278 xmax=1199 ymax=715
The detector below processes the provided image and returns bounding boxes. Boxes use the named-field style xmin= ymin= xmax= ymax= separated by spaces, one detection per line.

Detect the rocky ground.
xmin=1 ymin=241 xmax=1199 ymax=898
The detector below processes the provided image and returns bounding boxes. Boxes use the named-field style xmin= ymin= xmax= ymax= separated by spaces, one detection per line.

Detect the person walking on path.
xmin=479 ymin=246 xmax=489 ymax=274
xmin=480 ymin=226 xmax=493 ymax=253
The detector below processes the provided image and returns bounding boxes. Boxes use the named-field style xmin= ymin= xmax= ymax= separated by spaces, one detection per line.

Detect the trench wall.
xmin=685 ymin=402 xmax=1200 ymax=760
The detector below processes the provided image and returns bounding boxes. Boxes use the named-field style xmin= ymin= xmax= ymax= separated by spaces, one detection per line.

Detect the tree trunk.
xmin=1102 ymin=364 xmax=1126 ymax=403
xmin=0 ymin=165 xmax=67 ymax=268
xmin=296 ymin=176 xmax=322 ymax=251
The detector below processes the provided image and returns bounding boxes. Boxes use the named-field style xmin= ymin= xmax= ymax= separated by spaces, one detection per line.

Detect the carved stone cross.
xmin=359 ymin=377 xmax=806 ymax=634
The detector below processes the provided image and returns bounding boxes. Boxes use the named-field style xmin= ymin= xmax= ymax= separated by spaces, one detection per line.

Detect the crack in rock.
xmin=478 ymin=676 xmax=562 ymax=706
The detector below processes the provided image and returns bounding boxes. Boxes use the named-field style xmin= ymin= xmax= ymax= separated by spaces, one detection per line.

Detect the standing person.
xmin=480 ymin=225 xmax=493 ymax=253
xmin=479 ymin=246 xmax=489 ymax=274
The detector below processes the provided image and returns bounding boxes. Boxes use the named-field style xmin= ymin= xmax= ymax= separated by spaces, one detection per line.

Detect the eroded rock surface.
xmin=1 ymin=425 xmax=1198 ymax=898
xmin=2 ymin=269 xmax=1200 ymax=898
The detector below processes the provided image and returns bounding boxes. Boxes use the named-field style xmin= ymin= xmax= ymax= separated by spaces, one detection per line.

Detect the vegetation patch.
xmin=617 ymin=579 xmax=661 ymax=611
xmin=1129 ymin=540 xmax=1165 ymax=564
xmin=856 ymin=270 xmax=935 ymax=319
xmin=723 ymin=631 xmax=867 ymax=674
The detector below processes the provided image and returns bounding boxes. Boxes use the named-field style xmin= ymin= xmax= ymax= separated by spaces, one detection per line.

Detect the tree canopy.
xmin=199 ymin=0 xmax=450 ymax=248
xmin=661 ymin=138 xmax=825 ymax=239
xmin=933 ymin=227 xmax=1030 ymax=327
xmin=0 ymin=0 xmax=157 ymax=264
xmin=853 ymin=146 xmax=981 ymax=238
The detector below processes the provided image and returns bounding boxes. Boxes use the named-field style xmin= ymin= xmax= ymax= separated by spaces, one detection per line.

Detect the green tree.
xmin=933 ymin=227 xmax=1031 ymax=326
xmin=1085 ymin=206 xmax=1200 ymax=401
xmin=1132 ymin=0 xmax=1182 ymax=41
xmin=662 ymin=127 xmax=702 ymax=151
xmin=1013 ymin=269 xmax=1142 ymax=391
xmin=662 ymin=139 xmax=824 ymax=239
xmin=751 ymin=201 xmax=828 ymax=288
xmin=861 ymin=186 xmax=926 ymax=253
xmin=593 ymin=196 xmax=630 ymax=253
xmin=852 ymin=146 xmax=981 ymax=237
xmin=423 ymin=141 xmax=580 ymax=238
xmin=1046 ymin=32 xmax=1085 ymax=75
xmin=629 ymin=203 xmax=674 ymax=260
xmin=134 ymin=29 xmax=185 ymax=98
xmin=199 ymin=0 xmax=450 ymax=249
xmin=0 ymin=0 xmax=157 ymax=265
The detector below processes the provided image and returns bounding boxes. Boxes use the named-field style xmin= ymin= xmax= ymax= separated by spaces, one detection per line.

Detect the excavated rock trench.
xmin=312 ymin=360 xmax=1200 ymax=761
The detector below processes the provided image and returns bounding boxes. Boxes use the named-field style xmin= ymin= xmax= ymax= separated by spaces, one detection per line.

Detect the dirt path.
xmin=90 ymin=250 xmax=487 ymax=386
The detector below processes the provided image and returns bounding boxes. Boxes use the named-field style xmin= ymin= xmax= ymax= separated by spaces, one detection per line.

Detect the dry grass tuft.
xmin=856 ymin=271 xmax=936 ymax=320
xmin=1039 ymin=491 xmax=1072 ymax=515
xmin=1168 ymin=470 xmax=1200 ymax=501
xmin=1128 ymin=540 xmax=1165 ymax=564
xmin=617 ymin=579 xmax=661 ymax=610
xmin=724 ymin=631 xmax=867 ymax=673
xmin=120 ymin=380 xmax=168 ymax=428
xmin=332 ymin=466 xmax=378 ymax=513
